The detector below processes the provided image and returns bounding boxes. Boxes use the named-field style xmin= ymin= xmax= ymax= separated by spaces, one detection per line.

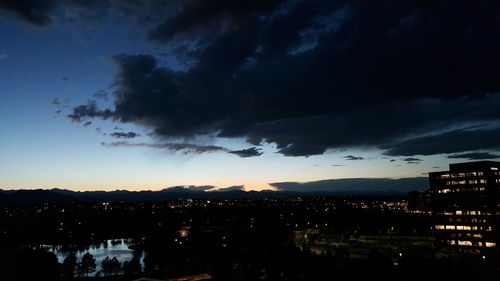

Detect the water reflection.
xmin=42 ymin=239 xmax=144 ymax=276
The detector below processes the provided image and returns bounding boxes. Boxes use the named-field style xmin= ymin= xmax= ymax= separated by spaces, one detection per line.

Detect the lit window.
xmin=448 ymin=240 xmax=456 ymax=245
xmin=479 ymin=179 xmax=487 ymax=184
xmin=458 ymin=240 xmax=473 ymax=246
xmin=456 ymin=210 xmax=462 ymax=215
xmin=473 ymin=234 xmax=482 ymax=239
xmin=469 ymin=211 xmax=476 ymax=215
xmin=469 ymin=180 xmax=478 ymax=184
xmin=478 ymin=172 xmax=484 ymax=176
xmin=446 ymin=225 xmax=455 ymax=230
xmin=455 ymin=225 xmax=472 ymax=231
xmin=435 ymin=225 xmax=445 ymax=230
xmin=485 ymin=242 xmax=496 ymax=247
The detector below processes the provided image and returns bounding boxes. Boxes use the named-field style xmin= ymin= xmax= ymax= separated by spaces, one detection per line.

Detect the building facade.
xmin=429 ymin=161 xmax=499 ymax=256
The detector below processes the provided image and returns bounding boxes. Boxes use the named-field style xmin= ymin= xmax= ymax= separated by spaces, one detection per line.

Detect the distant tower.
xmin=429 ymin=161 xmax=499 ymax=257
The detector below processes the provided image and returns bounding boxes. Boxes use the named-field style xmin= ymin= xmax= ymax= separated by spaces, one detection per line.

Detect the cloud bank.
xmin=5 ymin=1 xmax=500 ymax=158
xmin=270 ymin=177 xmax=429 ymax=193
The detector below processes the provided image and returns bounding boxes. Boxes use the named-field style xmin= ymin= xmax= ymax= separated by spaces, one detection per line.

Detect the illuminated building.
xmin=429 ymin=161 xmax=499 ymax=256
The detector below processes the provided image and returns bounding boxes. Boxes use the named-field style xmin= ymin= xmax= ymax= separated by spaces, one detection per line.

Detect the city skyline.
xmin=1 ymin=1 xmax=500 ymax=191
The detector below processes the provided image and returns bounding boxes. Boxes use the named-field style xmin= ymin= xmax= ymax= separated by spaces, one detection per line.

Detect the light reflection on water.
xmin=42 ymin=239 xmax=144 ymax=276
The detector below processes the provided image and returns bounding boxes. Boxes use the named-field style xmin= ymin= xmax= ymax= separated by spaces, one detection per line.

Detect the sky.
xmin=1 ymin=0 xmax=500 ymax=192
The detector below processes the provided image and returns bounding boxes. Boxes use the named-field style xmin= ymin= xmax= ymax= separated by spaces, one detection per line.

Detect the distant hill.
xmin=0 ymin=177 xmax=429 ymax=206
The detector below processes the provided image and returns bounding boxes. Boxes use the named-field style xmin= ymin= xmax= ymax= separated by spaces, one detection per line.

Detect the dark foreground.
xmin=0 ymin=196 xmax=498 ymax=280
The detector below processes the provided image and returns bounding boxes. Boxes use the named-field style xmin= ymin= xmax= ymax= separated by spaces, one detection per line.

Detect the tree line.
xmin=61 ymin=252 xmax=142 ymax=278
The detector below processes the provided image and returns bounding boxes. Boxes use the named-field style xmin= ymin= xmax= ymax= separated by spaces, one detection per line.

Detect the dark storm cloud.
xmin=384 ymin=127 xmax=500 ymax=156
xmin=403 ymin=157 xmax=422 ymax=164
xmin=0 ymin=0 xmax=54 ymax=26
xmin=344 ymin=155 xmax=363 ymax=161
xmin=277 ymin=143 xmax=330 ymax=157
xmin=229 ymin=147 xmax=262 ymax=158
xmin=62 ymin=1 xmax=500 ymax=157
xmin=101 ymin=141 xmax=261 ymax=158
xmin=270 ymin=177 xmax=428 ymax=193
xmin=110 ymin=131 xmax=140 ymax=139
xmin=68 ymin=100 xmax=114 ymax=123
xmin=0 ymin=0 xmax=122 ymax=27
xmin=148 ymin=0 xmax=283 ymax=43
xmin=0 ymin=0 xmax=170 ymax=28
xmin=447 ymin=152 xmax=500 ymax=160
xmin=101 ymin=141 xmax=225 ymax=154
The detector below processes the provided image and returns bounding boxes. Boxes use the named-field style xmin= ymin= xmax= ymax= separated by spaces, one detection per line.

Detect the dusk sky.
xmin=1 ymin=0 xmax=500 ymax=191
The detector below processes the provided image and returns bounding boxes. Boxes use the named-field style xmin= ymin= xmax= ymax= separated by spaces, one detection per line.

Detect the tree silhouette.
xmin=101 ymin=256 xmax=112 ymax=276
xmin=101 ymin=256 xmax=121 ymax=276
xmin=8 ymin=248 xmax=60 ymax=280
xmin=123 ymin=256 xmax=142 ymax=277
xmin=110 ymin=257 xmax=121 ymax=275
xmin=78 ymin=252 xmax=96 ymax=277
xmin=62 ymin=252 xmax=77 ymax=278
